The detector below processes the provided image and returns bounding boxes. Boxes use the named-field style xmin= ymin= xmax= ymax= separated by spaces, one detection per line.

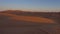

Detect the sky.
xmin=0 ymin=0 xmax=60 ymax=12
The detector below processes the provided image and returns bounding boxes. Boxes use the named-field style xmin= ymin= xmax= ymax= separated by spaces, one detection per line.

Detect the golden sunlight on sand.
xmin=0 ymin=13 xmax=55 ymax=23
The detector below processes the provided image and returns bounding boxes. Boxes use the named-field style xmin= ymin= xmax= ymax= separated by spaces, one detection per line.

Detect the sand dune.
xmin=0 ymin=13 xmax=55 ymax=23
xmin=0 ymin=11 xmax=59 ymax=34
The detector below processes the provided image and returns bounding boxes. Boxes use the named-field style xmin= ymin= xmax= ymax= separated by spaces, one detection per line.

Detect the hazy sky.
xmin=0 ymin=0 xmax=60 ymax=12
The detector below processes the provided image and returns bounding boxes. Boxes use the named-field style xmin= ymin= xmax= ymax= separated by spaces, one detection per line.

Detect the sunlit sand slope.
xmin=0 ymin=13 xmax=55 ymax=23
